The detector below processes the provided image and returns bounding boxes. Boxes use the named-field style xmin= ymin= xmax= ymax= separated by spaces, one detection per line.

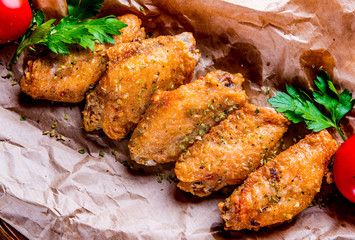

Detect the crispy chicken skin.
xmin=218 ymin=130 xmax=338 ymax=231
xmin=82 ymin=32 xmax=200 ymax=140
xmin=175 ymin=104 xmax=290 ymax=197
xmin=20 ymin=14 xmax=145 ymax=103
xmin=129 ymin=70 xmax=247 ymax=166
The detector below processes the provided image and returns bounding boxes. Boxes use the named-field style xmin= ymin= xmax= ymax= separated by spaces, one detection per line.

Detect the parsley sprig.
xmin=268 ymin=70 xmax=355 ymax=141
xmin=10 ymin=0 xmax=127 ymax=66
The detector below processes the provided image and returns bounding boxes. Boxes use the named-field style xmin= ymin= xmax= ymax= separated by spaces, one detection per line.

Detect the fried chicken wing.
xmin=82 ymin=32 xmax=200 ymax=140
xmin=128 ymin=70 xmax=247 ymax=166
xmin=218 ymin=130 xmax=338 ymax=231
xmin=175 ymin=104 xmax=290 ymax=197
xmin=20 ymin=14 xmax=145 ymax=103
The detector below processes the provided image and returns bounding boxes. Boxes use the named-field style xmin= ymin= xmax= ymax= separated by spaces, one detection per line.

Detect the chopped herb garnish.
xmin=51 ymin=121 xmax=58 ymax=129
xmin=20 ymin=116 xmax=26 ymax=121
xmin=272 ymin=196 xmax=279 ymax=203
xmin=50 ymin=130 xmax=55 ymax=137
xmin=99 ymin=151 xmax=104 ymax=157
xmin=2 ymin=71 xmax=13 ymax=79
xmin=195 ymin=136 xmax=202 ymax=141
xmin=157 ymin=172 xmax=164 ymax=183
xmin=78 ymin=149 xmax=85 ymax=154
xmin=57 ymin=135 xmax=66 ymax=141
xmin=266 ymin=88 xmax=270 ymax=95
xmin=208 ymin=104 xmax=215 ymax=110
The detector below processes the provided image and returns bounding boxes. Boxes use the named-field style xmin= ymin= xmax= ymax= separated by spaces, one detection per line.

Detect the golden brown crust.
xmin=218 ymin=130 xmax=338 ymax=231
xmin=128 ymin=70 xmax=247 ymax=166
xmin=82 ymin=32 xmax=200 ymax=140
xmin=20 ymin=14 xmax=145 ymax=103
xmin=175 ymin=104 xmax=290 ymax=197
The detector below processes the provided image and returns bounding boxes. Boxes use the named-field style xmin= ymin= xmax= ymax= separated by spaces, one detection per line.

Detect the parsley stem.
xmin=10 ymin=41 xmax=29 ymax=68
xmin=335 ymin=126 xmax=346 ymax=141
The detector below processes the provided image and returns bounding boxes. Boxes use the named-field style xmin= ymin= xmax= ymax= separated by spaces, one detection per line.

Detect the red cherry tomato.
xmin=333 ymin=134 xmax=355 ymax=203
xmin=0 ymin=0 xmax=32 ymax=44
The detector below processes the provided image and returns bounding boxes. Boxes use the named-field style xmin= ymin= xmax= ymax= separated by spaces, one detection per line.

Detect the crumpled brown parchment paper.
xmin=0 ymin=0 xmax=354 ymax=239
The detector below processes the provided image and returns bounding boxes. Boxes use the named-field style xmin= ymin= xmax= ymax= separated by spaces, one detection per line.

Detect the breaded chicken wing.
xmin=82 ymin=32 xmax=200 ymax=140
xmin=129 ymin=70 xmax=247 ymax=166
xmin=20 ymin=14 xmax=145 ymax=103
xmin=175 ymin=104 xmax=290 ymax=197
xmin=218 ymin=130 xmax=338 ymax=231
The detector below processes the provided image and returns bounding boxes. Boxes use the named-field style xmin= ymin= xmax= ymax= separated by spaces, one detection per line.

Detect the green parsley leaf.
xmin=313 ymin=70 xmax=355 ymax=125
xmin=29 ymin=19 xmax=56 ymax=45
xmin=10 ymin=1 xmax=127 ymax=67
xmin=42 ymin=16 xmax=126 ymax=54
xmin=68 ymin=0 xmax=104 ymax=21
xmin=268 ymin=70 xmax=354 ymax=141
xmin=33 ymin=10 xmax=45 ymax=27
